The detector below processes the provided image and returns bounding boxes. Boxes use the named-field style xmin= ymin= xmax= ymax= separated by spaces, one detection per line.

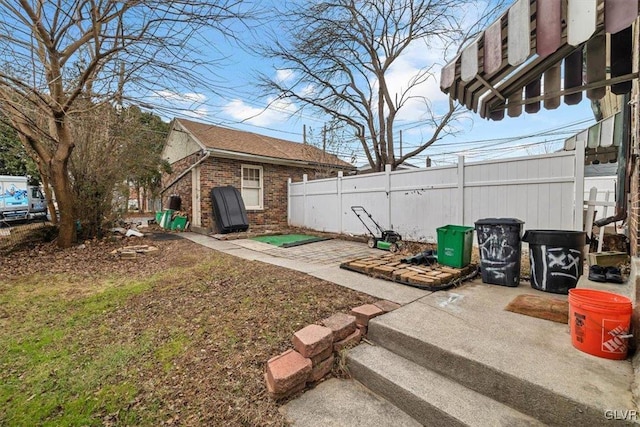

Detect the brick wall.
xmin=161 ymin=152 xmax=200 ymax=214
xmin=165 ymin=154 xmax=321 ymax=232
xmin=201 ymin=157 xmax=316 ymax=231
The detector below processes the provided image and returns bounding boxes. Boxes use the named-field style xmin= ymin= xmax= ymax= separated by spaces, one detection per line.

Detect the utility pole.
xmin=322 ymin=124 xmax=327 ymax=153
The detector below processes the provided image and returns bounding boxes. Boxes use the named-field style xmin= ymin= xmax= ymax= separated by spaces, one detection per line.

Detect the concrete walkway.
xmin=182 ymin=232 xmax=429 ymax=305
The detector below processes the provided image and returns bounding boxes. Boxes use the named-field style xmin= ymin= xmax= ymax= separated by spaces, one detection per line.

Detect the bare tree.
xmin=258 ymin=0 xmax=506 ymax=172
xmin=0 ymin=0 xmax=244 ymax=247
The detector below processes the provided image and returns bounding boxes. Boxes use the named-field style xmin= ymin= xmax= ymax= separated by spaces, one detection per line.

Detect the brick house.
xmin=161 ymin=118 xmax=355 ymax=233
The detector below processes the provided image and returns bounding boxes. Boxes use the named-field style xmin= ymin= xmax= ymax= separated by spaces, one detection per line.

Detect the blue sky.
xmin=141 ymin=0 xmax=596 ymax=168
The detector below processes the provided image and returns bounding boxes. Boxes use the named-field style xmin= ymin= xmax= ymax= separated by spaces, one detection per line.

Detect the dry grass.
xmin=0 ymin=235 xmax=376 ymax=426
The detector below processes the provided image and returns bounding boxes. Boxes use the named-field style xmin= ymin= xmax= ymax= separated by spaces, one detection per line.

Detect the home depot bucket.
xmin=568 ymin=288 xmax=632 ymax=360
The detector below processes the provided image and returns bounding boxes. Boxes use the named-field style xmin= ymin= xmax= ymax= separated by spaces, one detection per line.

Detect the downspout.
xmin=594 ymin=93 xmax=631 ymax=227
xmin=161 ymin=150 xmax=211 ymax=195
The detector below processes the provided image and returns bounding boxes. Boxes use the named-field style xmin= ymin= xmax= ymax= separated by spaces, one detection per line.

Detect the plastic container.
xmin=159 ymin=209 xmax=174 ymax=229
xmin=568 ymin=288 xmax=632 ymax=359
xmin=170 ymin=215 xmax=188 ymax=231
xmin=155 ymin=211 xmax=163 ymax=224
xmin=475 ymin=218 xmax=524 ymax=287
xmin=436 ymin=225 xmax=474 ymax=268
xmin=168 ymin=194 xmax=182 ymax=211
xmin=522 ymin=230 xmax=586 ymax=294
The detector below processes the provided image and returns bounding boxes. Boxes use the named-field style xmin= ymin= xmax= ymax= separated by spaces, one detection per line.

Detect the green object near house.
xmin=436 ymin=225 xmax=474 ymax=268
xmin=252 ymin=234 xmax=329 ymax=248
xmin=170 ymin=215 xmax=188 ymax=231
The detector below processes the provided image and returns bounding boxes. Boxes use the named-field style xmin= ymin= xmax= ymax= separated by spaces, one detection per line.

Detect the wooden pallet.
xmin=340 ymin=254 xmax=477 ymax=291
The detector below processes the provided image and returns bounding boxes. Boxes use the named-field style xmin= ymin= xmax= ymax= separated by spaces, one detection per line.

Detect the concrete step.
xmin=365 ymin=283 xmax=636 ymax=426
xmin=281 ymin=378 xmax=421 ymax=427
xmin=348 ymin=343 xmax=544 ymax=427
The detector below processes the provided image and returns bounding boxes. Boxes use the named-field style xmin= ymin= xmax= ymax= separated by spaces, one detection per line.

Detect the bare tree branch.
xmin=0 ymin=0 xmax=246 ymax=247
xmin=257 ymin=0 xmax=507 ymax=171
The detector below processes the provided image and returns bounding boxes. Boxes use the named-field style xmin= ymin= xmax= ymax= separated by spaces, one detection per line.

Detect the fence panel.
xmin=289 ymin=150 xmax=585 ymax=243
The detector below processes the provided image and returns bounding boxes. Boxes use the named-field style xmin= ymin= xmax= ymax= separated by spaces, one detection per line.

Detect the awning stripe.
xmin=600 ymin=115 xmax=615 ymax=148
xmin=588 ymin=123 xmax=602 ymax=149
xmin=586 ymin=34 xmax=607 ymax=100
xmin=507 ymin=91 xmax=523 ymax=117
xmin=563 ymin=49 xmax=583 ymax=105
xmin=536 ymin=0 xmax=562 ymax=57
xmin=461 ymin=41 xmax=479 ymax=82
xmin=440 ymin=61 xmax=456 ymax=90
xmin=543 ymin=64 xmax=561 ymax=110
xmin=611 ymin=26 xmax=633 ymax=94
xmin=605 ymin=0 xmax=638 ymax=34
xmin=484 ymin=20 xmax=503 ymax=75
xmin=567 ymin=0 xmax=597 ymax=46
xmin=507 ymin=0 xmax=530 ymax=65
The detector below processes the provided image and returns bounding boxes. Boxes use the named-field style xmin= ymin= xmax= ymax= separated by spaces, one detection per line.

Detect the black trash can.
xmin=475 ymin=218 xmax=524 ymax=287
xmin=168 ymin=194 xmax=182 ymax=211
xmin=522 ymin=230 xmax=586 ymax=294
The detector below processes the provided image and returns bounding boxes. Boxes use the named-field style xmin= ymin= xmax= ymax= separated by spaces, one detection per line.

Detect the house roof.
xmin=175 ymin=118 xmax=354 ymax=169
xmin=440 ymin=0 xmax=639 ymax=120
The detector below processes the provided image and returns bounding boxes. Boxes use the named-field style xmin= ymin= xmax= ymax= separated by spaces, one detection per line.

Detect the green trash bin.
xmin=155 ymin=211 xmax=163 ymax=224
xmin=436 ymin=225 xmax=474 ymax=268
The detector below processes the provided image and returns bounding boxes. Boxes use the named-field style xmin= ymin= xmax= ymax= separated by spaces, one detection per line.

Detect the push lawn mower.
xmin=351 ymin=206 xmax=402 ymax=252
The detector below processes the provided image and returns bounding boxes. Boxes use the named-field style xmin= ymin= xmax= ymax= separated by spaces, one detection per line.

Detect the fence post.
xmin=457 ymin=155 xmax=465 ymax=224
xmin=337 ymin=171 xmax=343 ymax=233
xmin=574 ymin=132 xmax=586 ymax=231
xmin=302 ymin=174 xmax=308 ymax=228
xmin=585 ymin=187 xmax=598 ymax=243
xmin=287 ymin=177 xmax=292 ymax=226
xmin=597 ymin=190 xmax=611 ymax=253
xmin=385 ymin=164 xmax=392 ymax=229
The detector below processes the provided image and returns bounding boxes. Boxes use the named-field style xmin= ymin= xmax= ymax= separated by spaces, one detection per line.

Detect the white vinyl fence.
xmin=289 ymin=149 xmax=587 ymax=243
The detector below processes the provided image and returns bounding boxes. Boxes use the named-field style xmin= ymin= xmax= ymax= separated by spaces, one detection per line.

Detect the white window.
xmin=241 ymin=165 xmax=263 ymax=210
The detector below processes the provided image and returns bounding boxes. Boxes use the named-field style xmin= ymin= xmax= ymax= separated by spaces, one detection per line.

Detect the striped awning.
xmin=564 ymin=111 xmax=623 ymax=164
xmin=440 ymin=0 xmax=639 ymax=120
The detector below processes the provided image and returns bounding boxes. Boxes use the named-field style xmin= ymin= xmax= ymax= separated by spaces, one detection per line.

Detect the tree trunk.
xmin=50 ymin=158 xmax=76 ymax=247
xmin=50 ymin=121 xmax=76 ymax=248
xmin=39 ymin=167 xmax=58 ymax=225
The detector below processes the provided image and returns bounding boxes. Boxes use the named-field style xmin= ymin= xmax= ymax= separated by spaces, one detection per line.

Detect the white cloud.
xmin=222 ymin=97 xmax=297 ymax=126
xmin=276 ymin=69 xmax=295 ymax=83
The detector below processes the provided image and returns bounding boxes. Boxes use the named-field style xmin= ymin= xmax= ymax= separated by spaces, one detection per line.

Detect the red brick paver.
xmin=322 ymin=312 xmax=357 ymax=342
xmin=265 ymin=349 xmax=312 ymax=395
xmin=292 ymin=324 xmax=334 ymax=358
xmin=350 ymin=304 xmax=384 ymax=326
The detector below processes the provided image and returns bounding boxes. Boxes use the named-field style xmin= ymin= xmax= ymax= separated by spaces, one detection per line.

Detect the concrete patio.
xmin=181 ymin=232 xmax=639 ymax=426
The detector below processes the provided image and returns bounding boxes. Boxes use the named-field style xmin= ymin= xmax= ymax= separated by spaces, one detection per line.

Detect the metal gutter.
xmin=161 ymin=151 xmax=211 ymax=195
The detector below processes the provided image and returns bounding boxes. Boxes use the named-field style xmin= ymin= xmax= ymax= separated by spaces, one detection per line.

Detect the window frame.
xmin=241 ymin=164 xmax=264 ymax=210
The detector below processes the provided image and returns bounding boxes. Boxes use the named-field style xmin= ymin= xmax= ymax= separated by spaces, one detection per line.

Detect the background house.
xmin=161 ymin=118 xmax=354 ymax=233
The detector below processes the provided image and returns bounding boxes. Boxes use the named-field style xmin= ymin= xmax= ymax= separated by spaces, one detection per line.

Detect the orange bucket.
xmin=568 ymin=289 xmax=632 ymax=360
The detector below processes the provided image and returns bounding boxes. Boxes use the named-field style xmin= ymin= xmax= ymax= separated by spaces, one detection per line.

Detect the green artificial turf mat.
xmin=251 ymin=234 xmax=330 ymax=248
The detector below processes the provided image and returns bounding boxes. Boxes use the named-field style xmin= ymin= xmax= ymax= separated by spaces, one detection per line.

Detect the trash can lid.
xmin=474 ymin=218 xmax=524 ymax=225
xmin=522 ymin=229 xmax=586 ymax=246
